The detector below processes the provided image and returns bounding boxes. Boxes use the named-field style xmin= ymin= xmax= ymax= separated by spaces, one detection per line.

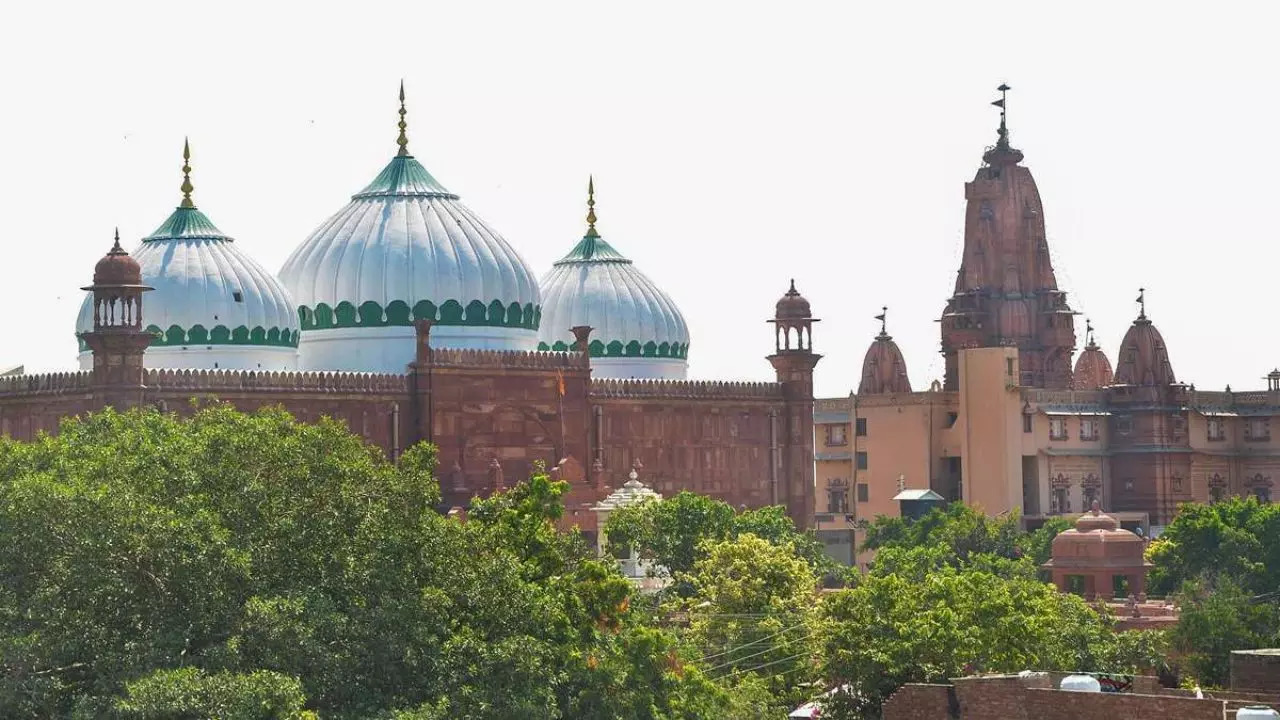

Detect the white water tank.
xmin=1237 ymin=707 xmax=1280 ymax=720
xmin=1059 ymin=674 xmax=1102 ymax=692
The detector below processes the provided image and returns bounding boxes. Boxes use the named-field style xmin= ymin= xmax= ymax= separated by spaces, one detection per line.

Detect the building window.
xmin=1207 ymin=418 xmax=1227 ymax=442
xmin=1006 ymin=358 xmax=1015 ymax=377
xmin=1050 ymin=487 xmax=1069 ymax=514
xmin=855 ymin=418 xmax=867 ymax=437
xmin=1080 ymin=418 xmax=1099 ymax=441
xmin=1049 ymin=417 xmax=1068 ymax=441
xmin=826 ymin=479 xmax=849 ymax=514
xmin=1257 ymin=486 xmax=1273 ymax=504
xmin=826 ymin=424 xmax=848 ymax=446
xmin=1022 ymin=414 xmax=1033 ymax=433
xmin=1208 ymin=474 xmax=1227 ymax=503
xmin=1115 ymin=417 xmax=1133 ymax=435
xmin=855 ymin=452 xmax=868 ymax=471
xmin=856 ymin=483 xmax=869 ymax=503
xmin=1245 ymin=418 xmax=1270 ymax=442
xmin=945 ymin=412 xmax=958 ymax=428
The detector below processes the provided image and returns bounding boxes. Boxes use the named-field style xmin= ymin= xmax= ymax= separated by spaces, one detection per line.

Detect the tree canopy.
xmin=0 ymin=405 xmax=723 ymax=719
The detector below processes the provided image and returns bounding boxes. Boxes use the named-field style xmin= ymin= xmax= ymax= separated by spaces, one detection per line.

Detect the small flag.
xmin=874 ymin=312 xmax=886 ymax=322
xmin=1135 ymin=290 xmax=1145 ymax=303
xmin=557 ymin=370 xmax=565 ymax=397
xmin=991 ymin=98 xmax=1005 ymax=108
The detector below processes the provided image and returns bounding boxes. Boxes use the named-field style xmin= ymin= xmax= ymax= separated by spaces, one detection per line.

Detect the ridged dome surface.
xmin=1072 ymin=335 xmax=1114 ymax=390
xmin=537 ymin=227 xmax=689 ymax=380
xmin=77 ymin=206 xmax=300 ymax=371
xmin=858 ymin=330 xmax=912 ymax=395
xmin=1114 ymin=313 xmax=1176 ymax=386
xmin=279 ymin=152 xmax=541 ymax=372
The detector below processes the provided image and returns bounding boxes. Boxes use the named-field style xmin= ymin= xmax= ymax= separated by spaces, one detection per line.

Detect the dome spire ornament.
xmin=875 ymin=306 xmax=889 ymax=338
xmin=992 ymin=83 xmax=1011 ymax=150
xmin=110 ymin=226 xmax=124 ymax=255
xmin=396 ymin=81 xmax=410 ymax=157
xmin=1085 ymin=318 xmax=1096 ymax=348
xmin=585 ymin=175 xmax=599 ymax=239
xmin=1136 ymin=287 xmax=1147 ymax=321
xmin=180 ymin=138 xmax=195 ymax=209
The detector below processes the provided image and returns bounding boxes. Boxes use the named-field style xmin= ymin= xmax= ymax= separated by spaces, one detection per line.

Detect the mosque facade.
xmin=814 ymin=90 xmax=1278 ymax=565
xmin=1 ymin=87 xmax=819 ymax=534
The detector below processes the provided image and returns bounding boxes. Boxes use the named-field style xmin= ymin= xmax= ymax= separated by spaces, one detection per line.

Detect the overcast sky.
xmin=1 ymin=2 xmax=1276 ymax=397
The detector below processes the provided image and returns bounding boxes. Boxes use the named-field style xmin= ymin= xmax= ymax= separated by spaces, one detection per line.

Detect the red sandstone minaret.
xmin=768 ymin=279 xmax=820 ymax=529
xmin=941 ymin=85 xmax=1077 ymax=390
xmin=79 ymin=229 xmax=154 ymax=408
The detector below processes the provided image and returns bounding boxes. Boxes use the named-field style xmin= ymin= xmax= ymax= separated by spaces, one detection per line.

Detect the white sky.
xmin=1 ymin=2 xmax=1277 ymax=397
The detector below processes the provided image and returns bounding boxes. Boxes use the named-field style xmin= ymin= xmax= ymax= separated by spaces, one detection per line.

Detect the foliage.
xmin=602 ymin=491 xmax=843 ymax=593
xmin=104 ymin=668 xmax=315 ymax=720
xmin=1169 ymin=578 xmax=1280 ymax=688
xmin=862 ymin=502 xmax=1069 ymax=568
xmin=1147 ymin=497 xmax=1280 ymax=596
xmin=812 ymin=566 xmax=1167 ymax=718
xmin=0 ymin=405 xmax=719 ymax=719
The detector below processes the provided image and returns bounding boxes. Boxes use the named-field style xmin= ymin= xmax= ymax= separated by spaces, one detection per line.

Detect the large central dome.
xmin=279 ymin=87 xmax=541 ymax=372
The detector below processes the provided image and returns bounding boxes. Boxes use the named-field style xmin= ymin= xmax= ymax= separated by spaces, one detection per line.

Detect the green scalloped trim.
xmin=77 ymin=324 xmax=299 ymax=352
xmin=537 ymin=339 xmax=689 ymax=359
xmin=297 ymin=299 xmax=541 ymax=332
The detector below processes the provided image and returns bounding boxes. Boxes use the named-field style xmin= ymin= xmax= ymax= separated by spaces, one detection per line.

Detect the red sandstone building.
xmin=0 ymin=90 xmax=819 ymax=534
xmin=814 ymin=88 xmax=1277 ymax=561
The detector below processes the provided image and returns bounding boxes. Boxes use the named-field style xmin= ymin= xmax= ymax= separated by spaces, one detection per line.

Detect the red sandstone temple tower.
xmin=941 ymin=86 xmax=1076 ymax=390
xmin=768 ymin=280 xmax=820 ymax=529
xmin=79 ymin=230 xmax=154 ymax=409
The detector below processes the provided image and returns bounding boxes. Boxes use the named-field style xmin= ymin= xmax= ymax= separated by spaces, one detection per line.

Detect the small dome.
xmin=278 ymin=88 xmax=541 ymax=372
xmin=858 ymin=313 xmax=911 ymax=394
xmin=77 ymin=142 xmax=299 ymax=371
xmin=1047 ymin=501 xmax=1149 ymax=569
xmin=538 ymin=180 xmax=689 ymax=380
xmin=92 ymin=230 xmax=142 ymax=287
xmin=775 ymin=279 xmax=811 ymax=320
xmin=1072 ymin=322 xmax=1114 ymax=389
xmin=1114 ymin=296 xmax=1176 ymax=386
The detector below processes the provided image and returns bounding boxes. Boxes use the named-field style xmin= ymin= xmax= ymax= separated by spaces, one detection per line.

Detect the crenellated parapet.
xmin=590 ymin=377 xmax=784 ymax=401
xmin=428 ymin=348 xmax=590 ymax=371
xmin=0 ymin=371 xmax=93 ymax=397
xmin=145 ymin=368 xmax=408 ymax=394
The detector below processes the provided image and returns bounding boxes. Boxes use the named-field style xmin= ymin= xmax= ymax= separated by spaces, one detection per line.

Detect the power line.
xmin=693 ymin=621 xmax=810 ymax=663
xmin=704 ymin=631 xmax=816 ymax=673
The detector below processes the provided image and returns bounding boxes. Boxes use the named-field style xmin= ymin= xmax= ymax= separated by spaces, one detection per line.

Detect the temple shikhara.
xmin=0 ymin=85 xmax=819 ymax=536
xmin=814 ymin=86 xmax=1276 ymax=565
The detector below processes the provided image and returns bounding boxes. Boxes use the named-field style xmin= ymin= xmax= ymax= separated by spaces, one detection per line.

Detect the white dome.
xmin=77 ymin=181 xmax=299 ymax=371
xmin=537 ymin=187 xmax=689 ymax=380
xmin=279 ymin=136 xmax=541 ymax=373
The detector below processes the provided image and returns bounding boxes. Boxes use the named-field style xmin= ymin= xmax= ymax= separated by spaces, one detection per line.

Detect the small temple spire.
xmin=180 ymin=138 xmax=195 ymax=209
xmin=585 ymin=175 xmax=599 ymax=238
xmin=991 ymin=83 xmax=1011 ymax=149
xmin=875 ymin=306 xmax=888 ymax=338
xmin=110 ymin=227 xmax=124 ymax=254
xmin=1085 ymin=318 xmax=1096 ymax=347
xmin=1136 ymin=288 xmax=1147 ymax=320
xmin=396 ymin=81 xmax=410 ymax=157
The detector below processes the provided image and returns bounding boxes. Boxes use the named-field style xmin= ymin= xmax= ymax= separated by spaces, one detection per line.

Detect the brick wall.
xmin=1023 ymin=688 xmax=1224 ymax=720
xmin=1232 ymin=650 xmax=1280 ymax=693
xmin=881 ymin=684 xmax=956 ymax=720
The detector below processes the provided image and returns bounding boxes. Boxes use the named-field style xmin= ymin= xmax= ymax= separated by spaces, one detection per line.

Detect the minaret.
xmin=768 ymin=279 xmax=820 ymax=529
xmin=80 ymin=229 xmax=154 ymax=408
xmin=940 ymin=85 xmax=1077 ymax=390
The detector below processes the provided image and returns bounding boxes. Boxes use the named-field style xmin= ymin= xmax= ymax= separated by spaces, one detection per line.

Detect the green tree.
xmin=0 ymin=405 xmax=719 ymax=719
xmin=603 ymin=491 xmax=841 ymax=593
xmin=812 ymin=566 xmax=1166 ymax=718
xmin=862 ymin=502 xmax=1067 ymax=568
xmin=1169 ymin=579 xmax=1280 ymax=688
xmin=1147 ymin=498 xmax=1280 ymax=596
xmin=684 ymin=534 xmax=817 ymax=714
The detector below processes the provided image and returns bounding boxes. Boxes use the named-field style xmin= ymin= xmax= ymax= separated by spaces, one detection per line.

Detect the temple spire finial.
xmin=1085 ymin=318 xmax=1096 ymax=347
xmin=396 ymin=81 xmax=410 ymax=157
xmin=111 ymin=227 xmax=124 ymax=254
xmin=1136 ymin=288 xmax=1147 ymax=320
xmin=585 ymin=175 xmax=599 ymax=238
xmin=991 ymin=83 xmax=1011 ymax=149
xmin=875 ymin=306 xmax=888 ymax=337
xmin=180 ymin=138 xmax=195 ymax=209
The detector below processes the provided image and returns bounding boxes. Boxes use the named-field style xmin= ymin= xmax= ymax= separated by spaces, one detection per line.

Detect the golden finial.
xmin=180 ymin=138 xmax=195 ymax=209
xmin=396 ymin=81 xmax=410 ymax=157
xmin=585 ymin=175 xmax=599 ymax=238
